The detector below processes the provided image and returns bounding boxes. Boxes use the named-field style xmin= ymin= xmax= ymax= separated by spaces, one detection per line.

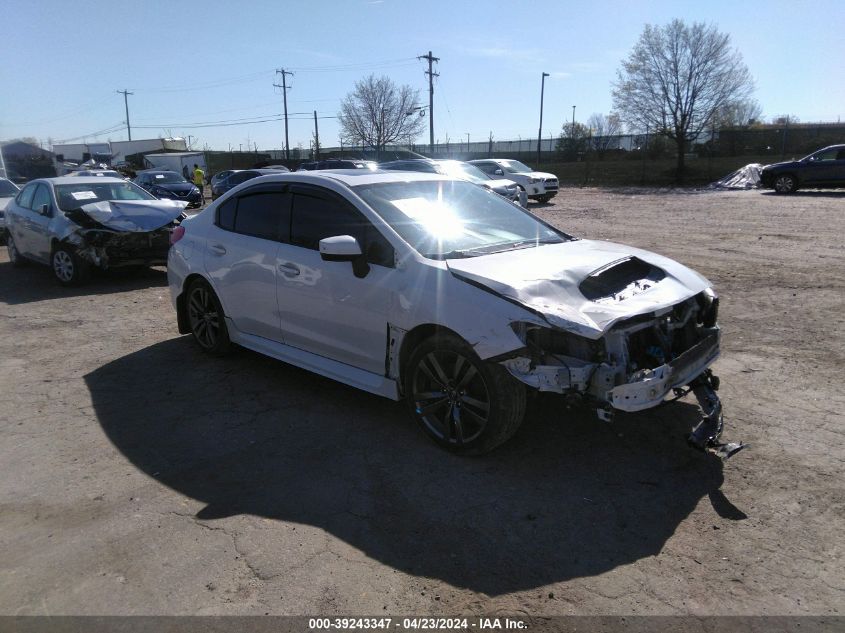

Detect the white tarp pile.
xmin=713 ymin=163 xmax=763 ymax=189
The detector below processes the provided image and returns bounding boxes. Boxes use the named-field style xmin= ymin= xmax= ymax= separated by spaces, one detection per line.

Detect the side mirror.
xmin=319 ymin=235 xmax=369 ymax=278
xmin=39 ymin=203 xmax=51 ymax=216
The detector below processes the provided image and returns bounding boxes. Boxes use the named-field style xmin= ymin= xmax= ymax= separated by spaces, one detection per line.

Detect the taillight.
xmin=170 ymin=225 xmax=186 ymax=244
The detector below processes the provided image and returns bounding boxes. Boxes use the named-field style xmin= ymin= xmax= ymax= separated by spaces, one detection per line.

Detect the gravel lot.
xmin=0 ymin=188 xmax=843 ymax=616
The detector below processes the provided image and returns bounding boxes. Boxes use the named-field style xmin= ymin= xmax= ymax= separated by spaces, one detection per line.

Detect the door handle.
xmin=278 ymin=262 xmax=300 ymax=276
xmin=209 ymin=243 xmax=227 ymax=255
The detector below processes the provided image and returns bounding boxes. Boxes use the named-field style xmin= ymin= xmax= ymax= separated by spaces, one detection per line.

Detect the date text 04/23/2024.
xmin=308 ymin=617 xmax=528 ymax=630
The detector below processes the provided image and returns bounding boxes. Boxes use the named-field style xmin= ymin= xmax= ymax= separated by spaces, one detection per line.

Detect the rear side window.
xmin=16 ymin=183 xmax=37 ymax=209
xmin=234 ymin=191 xmax=289 ymax=241
xmin=291 ymin=191 xmax=393 ymax=267
xmin=216 ymin=198 xmax=236 ymax=231
xmin=215 ymin=189 xmax=289 ymax=242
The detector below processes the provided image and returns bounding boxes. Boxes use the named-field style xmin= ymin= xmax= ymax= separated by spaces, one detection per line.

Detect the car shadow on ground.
xmin=85 ymin=337 xmax=743 ymax=595
xmin=0 ymin=262 xmax=168 ymax=305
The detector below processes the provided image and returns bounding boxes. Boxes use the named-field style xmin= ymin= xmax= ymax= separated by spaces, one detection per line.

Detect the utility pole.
xmin=116 ymin=89 xmax=133 ymax=141
xmin=537 ymin=72 xmax=549 ymax=166
xmin=274 ymin=68 xmax=294 ymax=160
xmin=313 ymin=110 xmax=320 ymax=159
xmin=418 ymin=51 xmax=439 ymax=154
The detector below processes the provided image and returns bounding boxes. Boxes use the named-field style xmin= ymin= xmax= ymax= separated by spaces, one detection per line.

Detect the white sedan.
xmin=168 ymin=170 xmax=738 ymax=456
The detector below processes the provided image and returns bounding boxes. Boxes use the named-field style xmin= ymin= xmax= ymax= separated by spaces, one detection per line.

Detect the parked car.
xmin=298 ymin=159 xmax=376 ymax=171
xmin=469 ymin=158 xmax=559 ymax=203
xmin=0 ymin=177 xmax=21 ymax=241
xmin=69 ymin=170 xmax=123 ymax=179
xmin=211 ymin=169 xmax=283 ymax=200
xmin=759 ymin=144 xmax=845 ymax=193
xmin=209 ymin=170 xmax=235 ymax=189
xmin=168 ymin=170 xmax=736 ymax=457
xmin=5 ymin=177 xmax=186 ymax=285
xmin=380 ymin=159 xmax=527 ymax=205
xmin=134 ymin=170 xmax=203 ymax=209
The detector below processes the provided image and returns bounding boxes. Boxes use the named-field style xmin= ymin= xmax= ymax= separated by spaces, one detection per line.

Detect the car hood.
xmin=153 ymin=182 xmax=195 ymax=193
xmin=762 ymin=160 xmax=800 ymax=170
xmin=72 ymin=199 xmax=186 ymax=232
xmin=0 ymin=197 xmax=12 ymax=212
xmin=486 ymin=178 xmax=517 ymax=190
xmin=445 ymin=239 xmax=711 ymax=338
xmin=529 ymin=171 xmax=557 ymax=180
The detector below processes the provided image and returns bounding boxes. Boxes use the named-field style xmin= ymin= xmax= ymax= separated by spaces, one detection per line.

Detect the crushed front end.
xmin=502 ymin=289 xmax=745 ymax=458
xmin=60 ymin=202 xmax=185 ymax=269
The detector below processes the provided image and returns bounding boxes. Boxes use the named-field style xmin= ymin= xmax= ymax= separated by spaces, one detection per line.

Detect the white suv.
xmin=470 ymin=159 xmax=558 ymax=203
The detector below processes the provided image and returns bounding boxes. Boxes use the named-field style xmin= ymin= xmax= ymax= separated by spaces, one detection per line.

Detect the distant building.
xmin=0 ymin=141 xmax=56 ymax=181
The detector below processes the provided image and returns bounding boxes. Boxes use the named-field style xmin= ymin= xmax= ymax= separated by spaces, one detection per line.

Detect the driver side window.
xmin=16 ymin=183 xmax=37 ymax=209
xmin=30 ymin=185 xmax=52 ymax=215
xmin=290 ymin=189 xmax=394 ymax=267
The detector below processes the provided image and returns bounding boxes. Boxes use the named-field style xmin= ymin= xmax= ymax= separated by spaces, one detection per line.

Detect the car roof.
xmin=34 ymin=176 xmax=130 ymax=186
xmin=137 ymin=169 xmax=181 ymax=175
xmin=225 ymin=169 xmax=453 ymax=188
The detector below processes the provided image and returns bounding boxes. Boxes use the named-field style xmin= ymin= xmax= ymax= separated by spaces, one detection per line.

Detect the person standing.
xmin=193 ymin=164 xmax=205 ymax=203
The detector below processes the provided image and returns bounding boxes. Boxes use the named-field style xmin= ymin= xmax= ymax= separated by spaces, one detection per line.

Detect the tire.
xmin=774 ymin=174 xmax=798 ymax=194
xmin=537 ymin=194 xmax=553 ymax=204
xmin=404 ymin=333 xmax=526 ymax=455
xmin=6 ymin=233 xmax=26 ymax=267
xmin=185 ymin=278 xmax=231 ymax=355
xmin=51 ymin=244 xmax=90 ymax=286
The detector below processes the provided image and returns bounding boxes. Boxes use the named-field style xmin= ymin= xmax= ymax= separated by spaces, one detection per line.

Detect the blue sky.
xmin=2 ymin=0 xmax=842 ymax=152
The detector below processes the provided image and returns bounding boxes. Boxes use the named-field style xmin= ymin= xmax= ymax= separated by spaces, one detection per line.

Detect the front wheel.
xmin=536 ymin=194 xmax=554 ymax=204
xmin=774 ymin=174 xmax=797 ymax=194
xmin=186 ymin=279 xmax=231 ymax=355
xmin=404 ymin=333 xmax=526 ymax=455
xmin=7 ymin=233 xmax=26 ymax=267
xmin=51 ymin=244 xmax=90 ymax=286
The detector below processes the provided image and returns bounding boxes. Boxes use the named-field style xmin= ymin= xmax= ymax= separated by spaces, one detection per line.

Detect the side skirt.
xmin=227 ymin=318 xmax=400 ymax=401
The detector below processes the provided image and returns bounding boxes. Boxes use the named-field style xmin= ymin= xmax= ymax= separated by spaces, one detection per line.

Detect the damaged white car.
xmin=168 ymin=171 xmax=742 ymax=456
xmin=5 ymin=176 xmax=187 ymax=285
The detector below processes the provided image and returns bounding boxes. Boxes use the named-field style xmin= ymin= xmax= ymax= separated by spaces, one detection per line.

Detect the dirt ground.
xmin=0 ymin=188 xmax=843 ymax=616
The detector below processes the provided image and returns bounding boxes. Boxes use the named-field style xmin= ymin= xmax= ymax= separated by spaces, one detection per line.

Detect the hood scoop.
xmin=579 ymin=256 xmax=666 ymax=303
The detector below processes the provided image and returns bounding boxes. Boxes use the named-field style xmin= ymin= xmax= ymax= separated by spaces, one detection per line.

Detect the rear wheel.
xmin=774 ymin=174 xmax=797 ymax=194
xmin=51 ymin=244 xmax=90 ymax=286
xmin=186 ymin=279 xmax=231 ymax=355
xmin=404 ymin=333 xmax=526 ymax=455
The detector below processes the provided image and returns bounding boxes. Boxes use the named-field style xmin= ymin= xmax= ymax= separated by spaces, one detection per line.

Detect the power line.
xmin=55 ymin=122 xmax=127 ymax=144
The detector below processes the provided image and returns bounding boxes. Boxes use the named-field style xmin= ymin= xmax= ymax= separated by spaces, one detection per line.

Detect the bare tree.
xmin=716 ymin=98 xmax=763 ymax=128
xmin=771 ymin=114 xmax=799 ymax=126
xmin=612 ymin=19 xmax=754 ymax=180
xmin=587 ymin=113 xmax=623 ymax=158
xmin=338 ymin=75 xmax=426 ymax=155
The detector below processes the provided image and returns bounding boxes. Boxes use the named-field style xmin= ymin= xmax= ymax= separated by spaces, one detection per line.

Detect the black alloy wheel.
xmin=186 ymin=279 xmax=230 ymax=355
xmin=405 ymin=334 xmax=525 ymax=454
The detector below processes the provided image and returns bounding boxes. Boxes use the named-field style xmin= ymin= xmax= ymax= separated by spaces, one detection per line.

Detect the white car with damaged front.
xmin=168 ymin=170 xmax=739 ymax=456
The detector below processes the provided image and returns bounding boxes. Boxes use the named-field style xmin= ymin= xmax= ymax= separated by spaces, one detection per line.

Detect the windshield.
xmin=354 ymin=180 xmax=570 ymax=259
xmin=499 ymin=160 xmax=534 ymax=173
xmin=149 ymin=172 xmax=187 ymax=184
xmin=0 ymin=179 xmax=19 ymax=197
xmin=55 ymin=181 xmax=157 ymax=210
xmin=437 ymin=161 xmax=491 ymax=184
